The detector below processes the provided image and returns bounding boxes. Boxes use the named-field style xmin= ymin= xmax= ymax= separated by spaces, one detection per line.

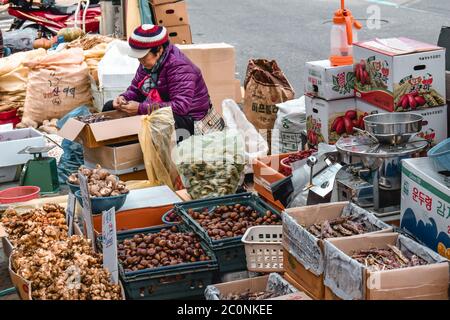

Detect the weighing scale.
xmin=19 ymin=145 xmax=60 ymax=194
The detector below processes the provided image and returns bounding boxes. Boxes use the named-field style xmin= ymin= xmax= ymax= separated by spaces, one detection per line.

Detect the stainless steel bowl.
xmin=363 ymin=113 xmax=423 ymax=145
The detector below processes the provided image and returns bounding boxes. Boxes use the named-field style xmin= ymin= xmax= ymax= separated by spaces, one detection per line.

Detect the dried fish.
xmin=387 ymin=244 xmax=410 ymax=265
xmin=333 ymin=224 xmax=353 ymax=236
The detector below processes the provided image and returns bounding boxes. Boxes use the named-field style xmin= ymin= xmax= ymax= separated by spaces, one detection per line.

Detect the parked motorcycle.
xmin=7 ymin=0 xmax=101 ymax=37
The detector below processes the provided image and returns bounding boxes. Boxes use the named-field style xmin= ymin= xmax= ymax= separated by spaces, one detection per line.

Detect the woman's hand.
xmin=119 ymin=101 xmax=140 ymax=115
xmin=113 ymin=96 xmax=127 ymax=109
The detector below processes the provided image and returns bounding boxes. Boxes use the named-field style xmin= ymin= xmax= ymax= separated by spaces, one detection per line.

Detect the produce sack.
xmin=23 ymin=48 xmax=92 ymax=125
xmin=175 ymin=129 xmax=245 ymax=200
xmin=0 ymin=48 xmax=46 ymax=104
xmin=271 ymin=96 xmax=306 ymax=155
xmin=222 ymin=99 xmax=268 ymax=174
xmin=138 ymin=108 xmax=179 ymax=191
xmin=83 ymin=42 xmax=108 ymax=85
xmin=243 ymin=59 xmax=295 ymax=153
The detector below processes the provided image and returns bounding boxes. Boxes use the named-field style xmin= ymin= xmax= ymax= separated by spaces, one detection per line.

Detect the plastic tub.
xmin=0 ymin=109 xmax=17 ymax=120
xmin=241 ymin=225 xmax=283 ymax=273
xmin=66 ymin=182 xmax=80 ymax=195
xmin=427 ymin=138 xmax=450 ymax=171
xmin=74 ymin=190 xmax=128 ymax=214
xmin=0 ymin=186 xmax=41 ymax=204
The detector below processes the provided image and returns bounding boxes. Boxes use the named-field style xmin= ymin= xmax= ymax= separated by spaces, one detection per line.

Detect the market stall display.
xmin=282 ymin=201 xmax=392 ymax=299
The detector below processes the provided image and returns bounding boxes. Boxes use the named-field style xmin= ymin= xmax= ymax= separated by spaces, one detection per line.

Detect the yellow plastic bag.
xmin=138 ymin=108 xmax=179 ymax=191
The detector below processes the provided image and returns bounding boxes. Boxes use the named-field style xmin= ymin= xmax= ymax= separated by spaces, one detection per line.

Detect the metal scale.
xmin=333 ymin=113 xmax=429 ymax=223
xmin=19 ymin=145 xmax=60 ymax=193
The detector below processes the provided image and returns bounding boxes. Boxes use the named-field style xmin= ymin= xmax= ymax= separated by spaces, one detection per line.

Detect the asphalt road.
xmin=188 ymin=0 xmax=450 ymax=95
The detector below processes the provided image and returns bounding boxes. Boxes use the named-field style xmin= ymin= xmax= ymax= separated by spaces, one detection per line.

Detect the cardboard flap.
xmin=0 ymin=223 xmax=7 ymax=238
xmin=357 ymin=37 xmax=442 ymax=56
xmin=9 ymin=252 xmax=32 ymax=300
xmin=58 ymin=118 xmax=86 ymax=141
xmin=89 ymin=115 xmax=142 ymax=142
xmin=284 ymin=202 xmax=348 ymax=227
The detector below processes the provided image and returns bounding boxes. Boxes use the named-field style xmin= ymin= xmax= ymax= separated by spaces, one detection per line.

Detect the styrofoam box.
xmin=0 ymin=128 xmax=45 ymax=167
xmin=91 ymin=85 xmax=127 ymax=112
xmin=0 ymin=165 xmax=21 ymax=183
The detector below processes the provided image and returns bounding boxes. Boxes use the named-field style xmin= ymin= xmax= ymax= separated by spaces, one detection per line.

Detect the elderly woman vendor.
xmin=104 ymin=24 xmax=224 ymax=136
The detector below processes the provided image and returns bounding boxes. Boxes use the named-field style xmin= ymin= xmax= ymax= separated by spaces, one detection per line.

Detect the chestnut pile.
xmin=187 ymin=204 xmax=281 ymax=240
xmin=118 ymin=227 xmax=212 ymax=272
xmin=12 ymin=236 xmax=122 ymax=300
xmin=68 ymin=164 xmax=129 ymax=197
xmin=1 ymin=204 xmax=68 ymax=251
xmin=164 ymin=210 xmax=182 ymax=223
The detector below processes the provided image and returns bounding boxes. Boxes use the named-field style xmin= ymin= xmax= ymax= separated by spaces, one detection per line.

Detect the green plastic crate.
xmin=113 ymin=225 xmax=219 ymax=300
xmin=174 ymin=193 xmax=281 ymax=273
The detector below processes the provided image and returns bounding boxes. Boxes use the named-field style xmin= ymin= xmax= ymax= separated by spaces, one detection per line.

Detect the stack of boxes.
xmin=305 ymin=37 xmax=448 ymax=147
xmin=304 ymin=60 xmax=357 ymax=146
xmin=354 ymin=37 xmax=448 ymax=146
xmin=177 ymin=43 xmax=242 ymax=114
xmin=150 ymin=0 xmax=193 ymax=45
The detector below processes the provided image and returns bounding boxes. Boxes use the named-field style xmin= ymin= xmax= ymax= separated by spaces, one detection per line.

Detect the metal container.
xmin=364 ymin=113 xmax=423 ymax=145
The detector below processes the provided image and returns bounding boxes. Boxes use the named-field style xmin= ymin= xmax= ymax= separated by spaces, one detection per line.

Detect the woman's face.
xmin=139 ymin=47 xmax=163 ymax=69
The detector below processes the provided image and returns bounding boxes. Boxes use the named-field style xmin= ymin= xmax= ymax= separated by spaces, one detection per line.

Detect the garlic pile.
xmin=12 ymin=236 xmax=122 ymax=300
xmin=67 ymin=164 xmax=129 ymax=197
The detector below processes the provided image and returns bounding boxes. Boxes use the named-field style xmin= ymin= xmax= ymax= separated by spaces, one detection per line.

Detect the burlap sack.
xmin=243 ymin=59 xmax=295 ymax=153
xmin=23 ymin=48 xmax=92 ymax=124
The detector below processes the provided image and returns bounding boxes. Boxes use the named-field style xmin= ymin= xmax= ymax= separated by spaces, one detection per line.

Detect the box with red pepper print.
xmin=354 ymin=37 xmax=446 ymax=112
xmin=356 ymin=99 xmax=448 ymax=146
xmin=305 ymin=95 xmax=358 ymax=146
xmin=305 ymin=60 xmax=355 ymax=101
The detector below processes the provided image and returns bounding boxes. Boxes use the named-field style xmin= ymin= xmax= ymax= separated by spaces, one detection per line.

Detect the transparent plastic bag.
xmin=175 ymin=129 xmax=245 ymax=200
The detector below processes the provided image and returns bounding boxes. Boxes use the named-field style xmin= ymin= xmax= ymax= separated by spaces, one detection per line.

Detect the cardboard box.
xmin=177 ymin=43 xmax=236 ymax=83
xmin=117 ymin=169 xmax=147 ymax=182
xmin=153 ymin=0 xmax=189 ymax=26
xmin=356 ymin=99 xmax=448 ymax=146
xmin=58 ymin=110 xmax=141 ymax=148
xmin=400 ymin=158 xmax=450 ymax=260
xmin=305 ymin=60 xmax=355 ymax=100
xmin=83 ymin=141 xmax=144 ymax=172
xmin=354 ymin=37 xmax=446 ymax=112
xmin=282 ymin=202 xmax=393 ymax=300
xmin=167 ymin=24 xmax=192 ymax=45
xmin=324 ymin=233 xmax=449 ymax=300
xmin=209 ymin=79 xmax=242 ymax=114
xmin=305 ymin=95 xmax=357 ymax=146
xmin=149 ymin=0 xmax=173 ymax=4
xmin=204 ymin=274 xmax=310 ymax=300
xmin=0 ymin=128 xmax=46 ymax=167
xmin=283 ymin=271 xmax=318 ymax=300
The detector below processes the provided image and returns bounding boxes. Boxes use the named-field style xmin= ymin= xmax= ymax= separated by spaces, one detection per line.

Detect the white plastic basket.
xmin=241 ymin=225 xmax=283 ymax=272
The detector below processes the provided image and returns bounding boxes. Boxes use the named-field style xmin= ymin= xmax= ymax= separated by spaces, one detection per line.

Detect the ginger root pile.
xmin=12 ymin=236 xmax=122 ymax=300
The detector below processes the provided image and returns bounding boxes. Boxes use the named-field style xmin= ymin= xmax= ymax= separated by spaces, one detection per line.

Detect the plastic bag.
xmin=271 ymin=96 xmax=306 ymax=155
xmin=176 ymin=129 xmax=245 ymax=200
xmin=56 ymin=106 xmax=91 ymax=184
xmin=222 ymin=99 xmax=268 ymax=174
xmin=2 ymin=29 xmax=37 ymax=53
xmin=97 ymin=40 xmax=140 ymax=88
xmin=138 ymin=108 xmax=179 ymax=191
xmin=23 ymin=48 xmax=93 ymax=125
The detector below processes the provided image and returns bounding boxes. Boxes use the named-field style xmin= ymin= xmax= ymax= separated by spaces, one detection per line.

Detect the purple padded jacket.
xmin=121 ymin=44 xmax=210 ymax=120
